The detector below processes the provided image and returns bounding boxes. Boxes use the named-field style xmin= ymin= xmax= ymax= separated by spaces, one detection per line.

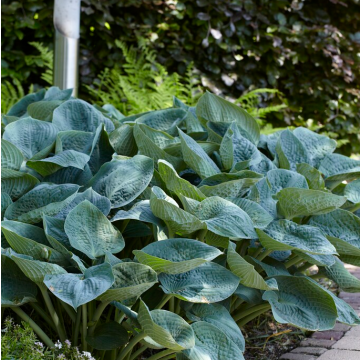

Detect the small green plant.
xmin=1 ymin=87 xmax=360 ymax=360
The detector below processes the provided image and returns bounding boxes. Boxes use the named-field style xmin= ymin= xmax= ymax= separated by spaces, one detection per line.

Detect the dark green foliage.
xmin=2 ymin=0 xmax=360 ymax=153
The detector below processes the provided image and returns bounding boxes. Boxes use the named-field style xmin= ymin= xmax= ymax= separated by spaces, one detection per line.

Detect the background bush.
xmin=2 ymin=0 xmax=360 ymax=154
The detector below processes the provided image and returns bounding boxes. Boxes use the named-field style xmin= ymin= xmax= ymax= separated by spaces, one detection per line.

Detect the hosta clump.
xmin=2 ymin=87 xmax=360 ymax=360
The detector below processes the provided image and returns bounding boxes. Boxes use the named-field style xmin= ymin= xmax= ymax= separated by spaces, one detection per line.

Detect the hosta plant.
xmin=1 ymin=87 xmax=360 ymax=360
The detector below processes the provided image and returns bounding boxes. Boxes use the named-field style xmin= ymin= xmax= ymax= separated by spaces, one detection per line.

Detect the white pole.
xmin=53 ymin=0 xmax=81 ymax=96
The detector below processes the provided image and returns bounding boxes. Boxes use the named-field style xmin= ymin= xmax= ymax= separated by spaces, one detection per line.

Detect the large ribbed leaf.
xmin=179 ymin=128 xmax=220 ymax=179
xmin=199 ymin=171 xmax=263 ymax=187
xmin=97 ymin=262 xmax=157 ymax=302
xmin=86 ymin=321 xmax=129 ymax=350
xmin=11 ymin=256 xmax=67 ymax=285
xmin=55 ymin=187 xmax=111 ymax=220
xmin=4 ymin=183 xmax=79 ymax=224
xmin=64 ymin=201 xmax=125 ymax=259
xmin=150 ymin=187 xmax=206 ymax=236
xmin=227 ymin=247 xmax=275 ymax=290
xmin=266 ymin=169 xmax=308 ymax=194
xmin=138 ymin=300 xmax=195 ymax=350
xmin=7 ymin=89 xmax=45 ymax=117
xmin=158 ymin=160 xmax=206 ymax=201
xmin=133 ymin=238 xmax=222 ymax=274
xmin=185 ymin=303 xmax=245 ymax=352
xmin=133 ymin=123 xmax=184 ymax=170
xmin=136 ymin=108 xmax=187 ymax=135
xmin=227 ymin=198 xmax=273 ymax=229
xmin=344 ymin=179 xmax=360 ymax=204
xmin=159 ymin=262 xmax=239 ymax=303
xmin=55 ymin=130 xmax=95 ymax=154
xmin=263 ymin=275 xmax=337 ymax=330
xmin=183 ymin=321 xmax=244 ymax=360
xmin=1 ymin=139 xmax=24 ymax=170
xmin=3 ymin=117 xmax=58 ymax=159
xmin=220 ymin=122 xmax=262 ymax=171
xmin=293 ymin=127 xmax=336 ymax=168
xmin=256 ymin=220 xmax=337 ymax=255
xmin=44 ymin=263 xmax=114 ymax=309
xmin=86 ymin=155 xmax=154 ymax=208
xmin=196 ymin=92 xmax=260 ymax=144
xmin=27 ymin=150 xmax=90 ymax=176
xmin=320 ymin=259 xmax=360 ymax=293
xmin=296 ymin=163 xmax=325 ymax=190
xmin=52 ymin=99 xmax=114 ymax=132
xmin=277 ymin=188 xmax=346 ymax=219
xmin=193 ymin=197 xmax=257 ymax=239
xmin=1 ymin=254 xmax=38 ymax=306
xmin=275 ymin=129 xmax=309 ymax=171
xmin=109 ymin=124 xmax=137 ymax=157
xmin=308 ymin=209 xmax=360 ymax=255
xmin=1 ymin=194 xmax=12 ymax=219
xmin=294 ymin=251 xmax=336 ymax=267
xmin=1 ymin=169 xmax=39 ymax=200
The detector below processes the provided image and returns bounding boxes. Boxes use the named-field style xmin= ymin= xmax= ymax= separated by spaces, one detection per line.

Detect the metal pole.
xmin=53 ymin=0 xmax=81 ymax=97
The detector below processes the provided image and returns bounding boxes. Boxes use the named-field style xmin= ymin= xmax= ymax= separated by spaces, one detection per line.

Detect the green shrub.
xmin=1 ymin=88 xmax=360 ymax=360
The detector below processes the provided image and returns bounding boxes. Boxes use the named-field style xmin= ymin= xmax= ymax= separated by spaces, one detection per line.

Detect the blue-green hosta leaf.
xmin=86 ymin=321 xmax=129 ymax=350
xmin=277 ymin=188 xmax=346 ymax=219
xmin=250 ymin=257 xmax=290 ymax=277
xmin=182 ymin=321 xmax=245 ymax=360
xmin=293 ymin=251 xmax=336 ymax=267
xmin=296 ymin=163 xmax=325 ymax=190
xmin=11 ymin=256 xmax=67 ymax=285
xmin=227 ymin=198 xmax=273 ymax=229
xmin=199 ymin=178 xmax=259 ymax=199
xmin=275 ymin=129 xmax=309 ymax=171
xmin=319 ymin=154 xmax=360 ymax=187
xmin=234 ymin=284 xmax=263 ymax=304
xmin=266 ymin=169 xmax=308 ymax=194
xmin=320 ymin=258 xmax=360 ymax=293
xmin=220 ymin=122 xmax=262 ymax=171
xmin=304 ymin=276 xmax=360 ymax=325
xmin=138 ymin=299 xmax=195 ymax=350
xmin=44 ymin=164 xmax=93 ymax=186
xmin=4 ymin=183 xmax=79 ymax=224
xmin=44 ymin=263 xmax=114 ymax=309
xmin=136 ymin=108 xmax=187 ymax=135
xmin=6 ymin=88 xmax=45 ymax=117
xmin=27 ymin=150 xmax=90 ymax=176
xmin=1 ymin=193 xmax=12 ymax=220
xmin=159 ymin=262 xmax=239 ymax=303
xmin=308 ymin=209 xmax=360 ymax=256
xmin=43 ymin=87 xmax=72 ymax=101
xmin=194 ymin=197 xmax=257 ymax=239
xmin=164 ymin=141 xmax=218 ymax=159
xmin=52 ymin=99 xmax=114 ymax=132
xmin=133 ymin=238 xmax=222 ymax=274
xmin=1 ymin=220 xmax=66 ymax=264
xmin=199 ymin=171 xmax=263 ymax=187
xmin=109 ymin=124 xmax=138 ymax=157
xmin=158 ymin=160 xmax=206 ymax=201
xmin=227 ymin=246 xmax=275 ymax=290
xmin=134 ymin=123 xmax=184 ymax=170
xmin=27 ymin=100 xmax=63 ymax=121
xmin=86 ymin=155 xmax=154 ymax=208
xmin=196 ymin=92 xmax=260 ymax=144
xmin=97 ymin=262 xmax=157 ymax=302
xmin=249 ymin=153 xmax=277 ymax=175
xmin=1 ymin=139 xmax=24 ymax=170
xmin=150 ymin=187 xmax=206 ymax=236
xmin=3 ymin=117 xmax=58 ymax=160
xmin=55 ymin=188 xmax=111 ymax=220
xmin=185 ymin=303 xmax=245 ymax=352
xmin=1 ymin=254 xmax=38 ymax=306
xmin=55 ymin=130 xmax=95 ymax=154
xmin=293 ymin=127 xmax=337 ymax=168
xmin=256 ymin=220 xmax=337 ymax=255
xmin=263 ymin=275 xmax=337 ymax=330
xmin=344 ymin=179 xmax=360 ymax=204
xmin=1 ymin=169 xmax=39 ymax=200
xmin=64 ymin=201 xmax=125 ymax=259
xmin=179 ymin=128 xmax=220 ymax=179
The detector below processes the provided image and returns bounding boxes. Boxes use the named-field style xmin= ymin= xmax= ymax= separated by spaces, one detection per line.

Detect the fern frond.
xmin=1 ymin=78 xmax=25 ymax=114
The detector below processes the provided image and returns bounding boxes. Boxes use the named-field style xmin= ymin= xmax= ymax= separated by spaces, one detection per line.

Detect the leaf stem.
xmin=297 ymin=262 xmax=313 ymax=273
xmin=73 ymin=307 xmax=82 ymax=346
xmin=10 ymin=306 xmax=55 ymax=348
xmin=237 ymin=305 xmax=271 ymax=327
xmin=60 ymin=301 xmax=77 ymax=322
xmin=82 ymin=304 xmax=88 ymax=351
xmin=88 ymin=301 xmax=110 ymax=337
xmin=155 ymin=294 xmax=172 ymax=309
xmin=40 ymin=286 xmax=66 ymax=342
xmin=147 ymin=349 xmax=176 ymax=360
xmin=256 ymin=249 xmax=272 ymax=261
xmin=129 ymin=345 xmax=148 ymax=360
xmin=30 ymin=302 xmax=56 ymax=332
xmin=196 ymin=229 xmax=207 ymax=242
xmin=169 ymin=296 xmax=175 ymax=313
xmin=233 ymin=303 xmax=271 ymax=323
xmin=284 ymin=255 xmax=302 ymax=269
xmin=116 ymin=332 xmax=146 ymax=360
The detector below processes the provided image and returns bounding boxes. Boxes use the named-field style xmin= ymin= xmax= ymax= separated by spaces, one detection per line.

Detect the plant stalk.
xmin=116 ymin=332 xmax=146 ymax=360
xmin=82 ymin=304 xmax=88 ymax=351
xmin=11 ymin=306 xmax=55 ymax=348
xmin=256 ymin=249 xmax=272 ymax=261
xmin=169 ymin=297 xmax=175 ymax=313
xmin=73 ymin=306 xmax=82 ymax=346
xmin=147 ymin=349 xmax=176 ymax=360
xmin=196 ymin=229 xmax=207 ymax=242
xmin=284 ymin=255 xmax=302 ymax=269
xmin=30 ymin=302 xmax=57 ymax=332
xmin=88 ymin=301 xmax=110 ymax=336
xmin=129 ymin=345 xmax=148 ymax=360
xmin=155 ymin=294 xmax=172 ymax=309
xmin=233 ymin=303 xmax=271 ymax=323
xmin=237 ymin=305 xmax=271 ymax=327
